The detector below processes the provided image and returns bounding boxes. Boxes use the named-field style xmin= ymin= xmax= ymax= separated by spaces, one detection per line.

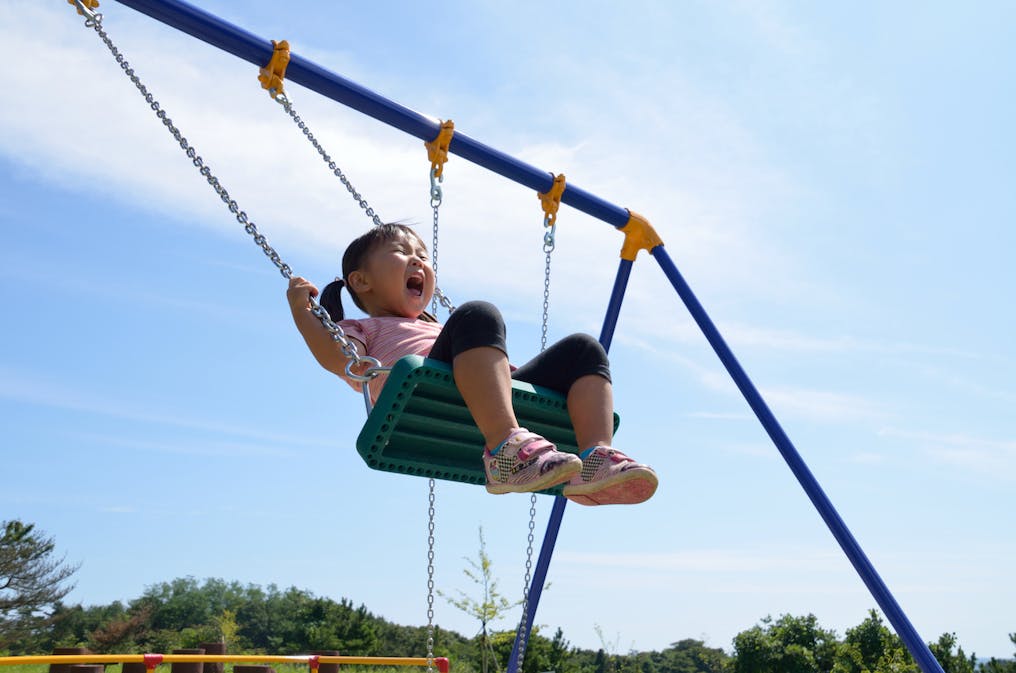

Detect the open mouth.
xmin=407 ymin=276 xmax=424 ymax=297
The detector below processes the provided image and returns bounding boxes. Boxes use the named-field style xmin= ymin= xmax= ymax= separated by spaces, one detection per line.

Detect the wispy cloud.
xmin=760 ymin=386 xmax=887 ymax=424
xmin=73 ymin=432 xmax=294 ymax=458
xmin=878 ymin=427 xmax=1016 ymax=475
xmin=0 ymin=365 xmax=327 ymax=450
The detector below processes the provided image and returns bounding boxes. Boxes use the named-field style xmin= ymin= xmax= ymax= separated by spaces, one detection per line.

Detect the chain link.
xmin=76 ymin=7 xmax=387 ymax=386
xmin=426 ymin=478 xmax=436 ymax=673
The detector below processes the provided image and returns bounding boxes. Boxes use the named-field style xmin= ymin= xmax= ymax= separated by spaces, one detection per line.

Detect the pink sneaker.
xmin=563 ymin=446 xmax=658 ymax=505
xmin=484 ymin=428 xmax=582 ymax=494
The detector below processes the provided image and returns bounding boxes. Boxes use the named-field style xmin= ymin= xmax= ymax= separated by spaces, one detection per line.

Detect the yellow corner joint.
xmin=68 ymin=0 xmax=100 ymax=15
xmin=539 ymin=173 xmax=567 ymax=227
xmin=258 ymin=39 xmax=291 ymax=99
xmin=619 ymin=210 xmax=664 ymax=261
xmin=425 ymin=120 xmax=455 ymax=179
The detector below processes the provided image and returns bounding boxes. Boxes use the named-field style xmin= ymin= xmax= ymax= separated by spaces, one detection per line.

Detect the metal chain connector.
xmin=430 ymin=167 xmax=444 ymax=208
xmin=543 ymin=217 xmax=557 ymax=254
xmin=70 ymin=0 xmax=100 ymax=22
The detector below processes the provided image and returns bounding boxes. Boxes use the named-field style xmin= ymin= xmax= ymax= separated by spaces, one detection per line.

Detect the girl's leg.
xmin=452 ymin=346 xmax=518 ymax=448
xmin=514 ymin=333 xmax=657 ymax=505
xmin=511 ymin=333 xmax=614 ymax=446
xmin=429 ymin=301 xmax=581 ymax=493
xmin=427 ymin=301 xmax=522 ymax=447
xmin=567 ymin=374 xmax=614 ymax=451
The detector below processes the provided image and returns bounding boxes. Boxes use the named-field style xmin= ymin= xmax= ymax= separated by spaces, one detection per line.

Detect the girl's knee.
xmin=437 ymin=301 xmax=508 ymax=359
xmin=562 ymin=333 xmax=608 ymax=361
xmin=451 ymin=301 xmax=504 ymax=328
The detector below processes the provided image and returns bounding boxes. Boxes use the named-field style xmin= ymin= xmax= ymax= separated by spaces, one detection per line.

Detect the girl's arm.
xmin=287 ymin=276 xmax=366 ymax=377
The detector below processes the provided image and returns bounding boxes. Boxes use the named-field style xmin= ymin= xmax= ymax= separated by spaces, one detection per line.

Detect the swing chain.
xmin=430 ymin=168 xmax=441 ymax=316
xmin=273 ymin=94 xmax=385 ymax=228
xmin=427 ymin=168 xmax=455 ymax=314
xmin=517 ymin=185 xmax=558 ymax=672
xmin=541 ymin=250 xmax=553 ymax=353
xmin=515 ymin=492 xmax=538 ymax=670
xmin=426 ymin=478 xmax=436 ymax=673
xmin=77 ymin=9 xmax=297 ymax=278
xmin=75 ymin=7 xmax=388 ymax=390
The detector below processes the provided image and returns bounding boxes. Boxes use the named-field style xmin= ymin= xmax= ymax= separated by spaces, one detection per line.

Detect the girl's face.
xmin=351 ymin=230 xmax=435 ymax=318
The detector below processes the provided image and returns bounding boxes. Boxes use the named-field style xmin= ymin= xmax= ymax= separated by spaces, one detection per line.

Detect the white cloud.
xmin=760 ymin=386 xmax=887 ymax=424
xmin=0 ymin=365 xmax=327 ymax=449
xmin=878 ymin=427 xmax=1016 ymax=475
xmin=1 ymin=2 xmax=807 ymax=329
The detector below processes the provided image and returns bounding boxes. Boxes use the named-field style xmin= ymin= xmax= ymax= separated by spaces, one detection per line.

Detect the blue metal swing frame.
xmin=86 ymin=3 xmax=946 ymax=672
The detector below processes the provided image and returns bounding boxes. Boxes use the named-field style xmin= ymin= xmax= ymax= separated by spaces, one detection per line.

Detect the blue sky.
xmin=2 ymin=0 xmax=1014 ymax=662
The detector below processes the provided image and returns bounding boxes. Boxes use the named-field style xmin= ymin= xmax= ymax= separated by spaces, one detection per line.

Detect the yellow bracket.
xmin=619 ymin=210 xmax=664 ymax=261
xmin=539 ymin=173 xmax=567 ymax=227
xmin=68 ymin=0 xmax=100 ymax=14
xmin=258 ymin=40 xmax=291 ymax=99
xmin=425 ymin=120 xmax=455 ymax=178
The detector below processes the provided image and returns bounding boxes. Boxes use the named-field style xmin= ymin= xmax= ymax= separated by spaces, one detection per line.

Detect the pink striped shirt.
xmin=338 ymin=316 xmax=443 ymax=403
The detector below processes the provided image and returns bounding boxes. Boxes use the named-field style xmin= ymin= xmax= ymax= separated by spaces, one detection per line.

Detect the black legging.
xmin=427 ymin=300 xmax=611 ymax=393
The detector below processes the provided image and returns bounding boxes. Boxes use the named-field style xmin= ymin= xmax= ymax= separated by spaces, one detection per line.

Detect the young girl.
xmin=287 ymin=223 xmax=657 ymax=505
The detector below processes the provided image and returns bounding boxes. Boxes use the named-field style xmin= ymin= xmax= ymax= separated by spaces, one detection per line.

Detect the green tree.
xmin=731 ymin=614 xmax=838 ymax=673
xmin=549 ymin=627 xmax=580 ymax=673
xmin=833 ymin=610 xmax=897 ymax=673
xmin=438 ymin=527 xmax=522 ymax=673
xmin=928 ymin=633 xmax=975 ymax=673
xmin=0 ymin=520 xmax=79 ymax=650
xmin=651 ymin=639 xmax=726 ymax=673
xmin=979 ymin=634 xmax=1016 ymax=673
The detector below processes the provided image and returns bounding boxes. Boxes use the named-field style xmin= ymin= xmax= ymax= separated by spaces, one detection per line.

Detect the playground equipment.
xmin=60 ymin=2 xmax=949 ymax=673
xmin=0 ymin=653 xmax=449 ymax=673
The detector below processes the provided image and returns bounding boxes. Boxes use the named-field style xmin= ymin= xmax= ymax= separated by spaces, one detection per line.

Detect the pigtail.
xmin=319 ymin=278 xmax=347 ymax=321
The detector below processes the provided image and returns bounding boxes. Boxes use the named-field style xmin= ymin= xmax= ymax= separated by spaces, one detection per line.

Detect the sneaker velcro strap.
xmin=515 ymin=434 xmax=555 ymax=459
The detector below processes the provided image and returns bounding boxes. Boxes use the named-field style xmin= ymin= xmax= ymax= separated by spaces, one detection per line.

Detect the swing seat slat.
xmin=356 ymin=355 xmax=620 ymax=493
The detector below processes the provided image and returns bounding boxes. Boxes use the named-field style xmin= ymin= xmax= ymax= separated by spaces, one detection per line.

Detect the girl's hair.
xmin=319 ymin=223 xmax=436 ymax=322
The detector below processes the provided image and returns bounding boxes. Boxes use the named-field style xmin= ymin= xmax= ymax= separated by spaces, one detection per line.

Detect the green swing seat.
xmin=356 ymin=355 xmax=620 ymax=495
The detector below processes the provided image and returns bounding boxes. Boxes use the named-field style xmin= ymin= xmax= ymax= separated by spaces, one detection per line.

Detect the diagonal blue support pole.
xmin=650 ymin=244 xmax=945 ymax=673
xmin=507 ymin=258 xmax=634 ymax=673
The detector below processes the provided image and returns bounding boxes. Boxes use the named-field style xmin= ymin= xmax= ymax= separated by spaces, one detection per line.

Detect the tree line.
xmin=2 ymin=520 xmax=1014 ymax=673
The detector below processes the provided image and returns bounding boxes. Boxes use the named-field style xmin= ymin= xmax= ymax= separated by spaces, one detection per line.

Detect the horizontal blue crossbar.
xmin=112 ymin=0 xmax=631 ymax=228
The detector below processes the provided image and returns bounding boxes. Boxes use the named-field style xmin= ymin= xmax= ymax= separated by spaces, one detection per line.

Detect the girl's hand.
xmin=287 ymin=276 xmax=318 ymax=311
